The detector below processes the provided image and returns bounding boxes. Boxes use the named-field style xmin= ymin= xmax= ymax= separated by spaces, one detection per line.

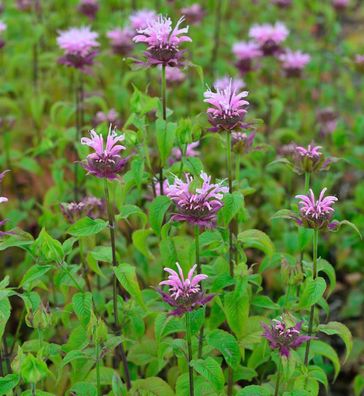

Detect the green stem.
xmin=226 ymin=132 xmax=234 ymax=277
xmin=31 ymin=383 xmax=36 ymax=396
xmin=60 ymin=261 xmax=83 ymax=292
xmin=79 ymin=239 xmax=92 ymax=292
xmin=103 ymin=180 xmax=131 ymax=389
xmin=304 ymin=229 xmax=319 ymax=366
xmin=185 ymin=312 xmax=195 ymax=396
xmin=304 ymin=172 xmax=311 ymax=192
xmin=96 ymin=341 xmax=101 ymax=396
xmin=142 ymin=124 xmax=156 ymax=197
xmin=159 ymin=64 xmax=167 ymax=195
xmin=274 ymin=359 xmax=281 ymax=396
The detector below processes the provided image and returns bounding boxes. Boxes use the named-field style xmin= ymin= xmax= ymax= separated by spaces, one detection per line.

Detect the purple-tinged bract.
xmin=77 ymin=0 xmax=99 ymax=20
xmin=279 ymin=50 xmax=311 ymax=78
xmin=57 ymin=26 xmax=99 ymax=72
xmin=133 ymin=15 xmax=192 ymax=66
xmin=158 ymin=263 xmax=213 ymax=316
xmin=249 ymin=22 xmax=289 ymax=56
xmin=166 ymin=171 xmax=228 ymax=229
xmin=81 ymin=125 xmax=128 ymax=180
xmin=295 ymin=188 xmax=338 ymax=230
xmin=293 ymin=144 xmax=331 ymax=174
xmin=262 ymin=319 xmax=311 ymax=357
xmin=204 ymin=80 xmax=249 ymax=132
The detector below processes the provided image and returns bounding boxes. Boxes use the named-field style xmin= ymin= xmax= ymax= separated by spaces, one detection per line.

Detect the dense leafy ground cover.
xmin=0 ymin=0 xmax=364 ymax=395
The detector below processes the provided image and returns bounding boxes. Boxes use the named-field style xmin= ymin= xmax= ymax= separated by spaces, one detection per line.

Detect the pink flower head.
xmin=81 ymin=125 xmax=128 ymax=179
xmin=262 ymin=319 xmax=311 ymax=357
xmin=164 ymin=66 xmax=186 ymax=85
xmin=249 ymin=22 xmax=289 ymax=55
xmin=232 ymin=132 xmax=256 ymax=154
xmin=232 ymin=41 xmax=262 ymax=73
xmin=77 ymin=0 xmax=99 ymax=20
xmin=93 ymin=109 xmax=121 ymax=128
xmin=180 ymin=4 xmax=205 ymax=25
xmin=129 ymin=9 xmax=157 ymax=31
xmin=169 ymin=141 xmax=199 ymax=164
xmin=166 ymin=171 xmax=228 ymax=229
xmin=158 ymin=263 xmax=213 ymax=316
xmin=61 ymin=196 xmax=104 ymax=222
xmin=214 ymin=76 xmax=245 ymax=91
xmin=107 ymin=27 xmax=134 ymax=56
xmin=57 ymin=26 xmax=99 ymax=72
xmin=0 ymin=20 xmax=6 ymax=33
xmin=295 ymin=144 xmax=322 ymax=159
xmin=294 ymin=144 xmax=330 ymax=174
xmin=0 ymin=170 xmax=9 ymax=204
xmin=133 ymin=15 xmax=192 ymax=66
xmin=332 ymin=0 xmax=350 ymax=10
xmin=317 ymin=107 xmax=338 ymax=136
xmin=204 ymin=80 xmax=249 ymax=131
xmin=295 ymin=188 xmax=338 ymax=230
xmin=279 ymin=50 xmax=311 ymax=77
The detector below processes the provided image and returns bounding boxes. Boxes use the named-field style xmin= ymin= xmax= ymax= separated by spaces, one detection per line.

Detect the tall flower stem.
xmin=185 ymin=312 xmax=195 ymax=396
xmin=226 ymin=132 xmax=234 ymax=277
xmin=79 ymin=239 xmax=92 ymax=292
xmin=159 ymin=64 xmax=167 ymax=195
xmin=96 ymin=341 xmax=101 ymax=396
xmin=211 ymin=0 xmax=222 ymax=77
xmin=103 ymin=180 xmax=131 ymax=389
xmin=74 ymin=73 xmax=82 ymax=201
xmin=31 ymin=383 xmax=36 ymax=396
xmin=304 ymin=172 xmax=310 ymax=192
xmin=274 ymin=358 xmax=282 ymax=396
xmin=304 ymin=229 xmax=319 ymax=365
xmin=194 ymin=225 xmax=204 ymax=359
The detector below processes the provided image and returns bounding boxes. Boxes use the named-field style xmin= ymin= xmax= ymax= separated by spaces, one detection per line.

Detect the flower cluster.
xmin=232 ymin=132 xmax=256 ymax=154
xmin=232 ymin=41 xmax=262 ymax=74
xmin=278 ymin=50 xmax=311 ymax=78
xmin=293 ymin=144 xmax=331 ymax=174
xmin=169 ymin=141 xmax=199 ymax=164
xmin=262 ymin=319 xmax=311 ymax=357
xmin=60 ymin=196 xmax=105 ymax=223
xmin=204 ymin=80 xmax=249 ymax=131
xmin=165 ymin=66 xmax=186 ymax=85
xmin=180 ymin=4 xmax=205 ymax=25
xmin=166 ymin=171 xmax=228 ymax=229
xmin=249 ymin=22 xmax=289 ymax=55
xmin=77 ymin=0 xmax=99 ymax=20
xmin=57 ymin=26 xmax=99 ymax=72
xmin=133 ymin=15 xmax=192 ymax=66
xmin=107 ymin=27 xmax=134 ymax=57
xmin=129 ymin=9 xmax=157 ymax=31
xmin=81 ymin=125 xmax=128 ymax=179
xmin=295 ymin=188 xmax=338 ymax=230
xmin=158 ymin=263 xmax=213 ymax=316
xmin=93 ymin=109 xmax=121 ymax=128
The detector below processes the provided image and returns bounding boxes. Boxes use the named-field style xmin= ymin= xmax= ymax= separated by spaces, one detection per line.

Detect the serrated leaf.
xmin=156 ymin=120 xmax=177 ymax=166
xmin=114 ymin=264 xmax=145 ymax=309
xmin=72 ymin=292 xmax=92 ymax=327
xmin=218 ymin=192 xmax=244 ymax=226
xmin=117 ymin=204 xmax=147 ymax=226
xmin=252 ymin=295 xmax=279 ymax=310
xmin=310 ymin=340 xmax=340 ymax=381
xmin=32 ymin=228 xmax=63 ymax=263
xmin=207 ymin=329 xmax=241 ymax=369
xmin=237 ymin=385 xmax=270 ymax=396
xmin=190 ymin=357 xmax=224 ymax=391
xmin=131 ymin=377 xmax=174 ymax=396
xmin=149 ymin=195 xmax=171 ymax=235
xmin=154 ymin=313 xmax=184 ymax=342
xmin=238 ymin=229 xmax=275 ymax=256
xmin=317 ymin=259 xmax=336 ymax=297
xmin=67 ymin=217 xmax=107 ymax=237
xmin=298 ymin=277 xmax=326 ymax=309
xmin=132 ymin=228 xmax=153 ymax=259
xmin=20 ymin=265 xmax=53 ymax=289
xmin=318 ymin=321 xmax=352 ymax=363
xmin=0 ymin=373 xmax=19 ymax=394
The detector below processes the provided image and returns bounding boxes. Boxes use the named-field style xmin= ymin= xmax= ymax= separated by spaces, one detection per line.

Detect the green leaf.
xmin=298 ymin=277 xmax=326 ymax=309
xmin=156 ymin=119 xmax=177 ymax=166
xmin=238 ymin=229 xmax=275 ymax=256
xmin=32 ymin=228 xmax=63 ymax=263
xmin=70 ymin=382 xmax=97 ymax=396
xmin=310 ymin=340 xmax=340 ymax=381
xmin=318 ymin=321 xmax=352 ymax=363
xmin=19 ymin=265 xmax=53 ymax=289
xmin=223 ymin=284 xmax=249 ymax=338
xmin=131 ymin=377 xmax=174 ymax=396
xmin=0 ymin=298 xmax=11 ymax=339
xmin=154 ymin=313 xmax=184 ymax=342
xmin=0 ymin=373 xmax=20 ymax=394
xmin=132 ymin=228 xmax=153 ymax=259
xmin=117 ymin=204 xmax=147 ymax=226
xmin=308 ymin=365 xmax=328 ymax=391
xmin=62 ymin=350 xmax=88 ymax=367
xmin=0 ymin=229 xmax=34 ymax=251
xmin=354 ymin=374 xmax=364 ymax=396
xmin=190 ymin=357 xmax=225 ymax=391
xmin=237 ymin=385 xmax=270 ymax=396
xmin=114 ymin=264 xmax=145 ymax=309
xmin=20 ymin=354 xmax=50 ymax=384
xmin=149 ymin=195 xmax=171 ymax=235
xmin=271 ymin=209 xmax=297 ymax=221
xmin=72 ymin=292 xmax=93 ymax=327
xmin=333 ymin=220 xmax=362 ymax=239
xmin=112 ymin=373 xmax=127 ymax=396
xmin=271 ymin=98 xmax=284 ymax=125
xmin=218 ymin=192 xmax=244 ymax=226
xmin=317 ymin=259 xmax=336 ymax=297
xmin=67 ymin=217 xmax=107 ymax=237
xmin=207 ymin=329 xmax=241 ymax=369
xmin=252 ymin=295 xmax=279 ymax=310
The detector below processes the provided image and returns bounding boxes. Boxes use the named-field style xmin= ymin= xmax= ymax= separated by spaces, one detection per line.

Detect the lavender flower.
xmin=332 ymin=0 xmax=350 ymax=11
xmin=279 ymin=50 xmax=311 ymax=78
xmin=293 ymin=144 xmax=331 ymax=174
xmin=60 ymin=196 xmax=104 ymax=223
xmin=169 ymin=141 xmax=199 ymax=164
xmin=214 ymin=76 xmax=245 ymax=91
xmin=93 ymin=109 xmax=121 ymax=128
xmin=158 ymin=263 xmax=213 ymax=316
xmin=180 ymin=4 xmax=205 ymax=25
xmin=164 ymin=66 xmax=186 ymax=85
xmin=316 ymin=107 xmax=338 ymax=136
xmin=262 ymin=319 xmax=311 ymax=357
xmin=57 ymin=27 xmax=99 ymax=72
xmin=204 ymin=80 xmax=249 ymax=132
xmin=107 ymin=27 xmax=134 ymax=57
xmin=249 ymin=22 xmax=289 ymax=56
xmin=133 ymin=15 xmax=192 ymax=66
xmin=295 ymin=188 xmax=338 ymax=230
xmin=232 ymin=132 xmax=256 ymax=154
xmin=232 ymin=41 xmax=263 ymax=74
xmin=166 ymin=171 xmax=228 ymax=229
xmin=129 ymin=9 xmax=157 ymax=31
xmin=78 ymin=0 xmax=99 ymax=20
xmin=81 ymin=125 xmax=128 ymax=179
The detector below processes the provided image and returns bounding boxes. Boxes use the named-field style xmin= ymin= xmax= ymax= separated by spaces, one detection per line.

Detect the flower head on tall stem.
xmin=133 ymin=15 xmax=192 ymax=66
xmin=249 ymin=22 xmax=289 ymax=56
xmin=164 ymin=65 xmax=186 ymax=85
xmin=232 ymin=41 xmax=262 ymax=74
xmin=180 ymin=4 xmax=205 ymax=25
xmin=81 ymin=125 xmax=128 ymax=179
xmin=278 ymin=50 xmax=311 ymax=78
xmin=204 ymin=79 xmax=249 ymax=132
xmin=129 ymin=9 xmax=157 ymax=31
xmin=262 ymin=318 xmax=312 ymax=357
xmin=93 ymin=109 xmax=121 ymax=128
xmin=293 ymin=143 xmax=331 ymax=174
xmin=214 ymin=76 xmax=245 ymax=91
xmin=169 ymin=141 xmax=199 ymax=164
xmin=166 ymin=171 xmax=228 ymax=229
xmin=295 ymin=188 xmax=338 ymax=230
xmin=77 ymin=0 xmax=99 ymax=20
xmin=232 ymin=132 xmax=256 ymax=154
xmin=158 ymin=263 xmax=213 ymax=316
xmin=107 ymin=27 xmax=134 ymax=57
xmin=60 ymin=196 xmax=105 ymax=223
xmin=57 ymin=26 xmax=99 ymax=72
